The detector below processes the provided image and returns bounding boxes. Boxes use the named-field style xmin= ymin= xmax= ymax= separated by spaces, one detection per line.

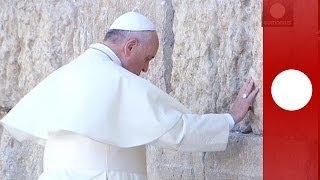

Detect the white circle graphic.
xmin=271 ymin=69 xmax=312 ymax=111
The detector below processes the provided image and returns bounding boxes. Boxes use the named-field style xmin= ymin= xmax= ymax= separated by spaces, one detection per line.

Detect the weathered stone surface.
xmin=0 ymin=109 xmax=43 ymax=180
xmin=0 ymin=0 xmax=262 ymax=179
xmin=0 ymin=129 xmax=44 ymax=180
xmin=0 ymin=107 xmax=10 ymax=120
xmin=170 ymin=0 xmax=263 ymax=134
xmin=147 ymin=133 xmax=262 ymax=180
xmin=0 ymin=108 xmax=7 ymax=141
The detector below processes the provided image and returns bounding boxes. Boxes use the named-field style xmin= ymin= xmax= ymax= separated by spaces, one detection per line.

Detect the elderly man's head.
xmin=104 ymin=29 xmax=159 ymax=75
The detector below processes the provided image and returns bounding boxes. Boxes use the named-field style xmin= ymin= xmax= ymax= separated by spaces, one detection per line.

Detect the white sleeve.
xmin=149 ymin=113 xmax=234 ymax=152
xmin=225 ymin=113 xmax=235 ymax=129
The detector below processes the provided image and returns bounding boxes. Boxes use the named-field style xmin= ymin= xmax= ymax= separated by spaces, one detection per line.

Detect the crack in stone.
xmin=202 ymin=152 xmax=207 ymax=179
xmin=162 ymin=0 xmax=174 ymax=93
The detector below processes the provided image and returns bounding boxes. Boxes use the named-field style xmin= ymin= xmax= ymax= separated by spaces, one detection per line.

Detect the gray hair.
xmin=104 ymin=29 xmax=154 ymax=45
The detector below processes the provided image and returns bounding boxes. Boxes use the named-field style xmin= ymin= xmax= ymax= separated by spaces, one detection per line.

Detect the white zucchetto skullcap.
xmin=109 ymin=12 xmax=156 ymax=31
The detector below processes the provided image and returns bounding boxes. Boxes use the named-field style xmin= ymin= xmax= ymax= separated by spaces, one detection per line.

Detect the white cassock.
xmin=0 ymin=43 xmax=235 ymax=180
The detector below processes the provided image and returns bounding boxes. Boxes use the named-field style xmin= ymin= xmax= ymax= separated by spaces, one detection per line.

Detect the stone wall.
xmin=0 ymin=0 xmax=262 ymax=179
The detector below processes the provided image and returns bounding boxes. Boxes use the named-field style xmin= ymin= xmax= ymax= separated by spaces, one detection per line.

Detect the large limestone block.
xmin=203 ymin=133 xmax=262 ymax=179
xmin=147 ymin=133 xmax=262 ymax=179
xmin=171 ymin=0 xmax=263 ymax=134
xmin=0 ymin=109 xmax=43 ymax=180
xmin=0 ymin=128 xmax=44 ymax=180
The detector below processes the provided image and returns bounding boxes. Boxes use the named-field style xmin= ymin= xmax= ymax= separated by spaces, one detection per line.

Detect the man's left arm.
xmin=149 ymin=113 xmax=234 ymax=152
xmin=149 ymin=77 xmax=258 ymax=152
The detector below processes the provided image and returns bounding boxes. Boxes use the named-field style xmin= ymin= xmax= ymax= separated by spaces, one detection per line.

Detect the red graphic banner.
xmin=263 ymin=0 xmax=319 ymax=179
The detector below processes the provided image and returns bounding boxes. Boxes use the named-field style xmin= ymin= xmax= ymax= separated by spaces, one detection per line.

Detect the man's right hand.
xmin=229 ymin=77 xmax=259 ymax=124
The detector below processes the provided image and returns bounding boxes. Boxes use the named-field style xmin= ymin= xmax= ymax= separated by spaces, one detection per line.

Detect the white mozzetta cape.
xmin=0 ymin=43 xmax=190 ymax=148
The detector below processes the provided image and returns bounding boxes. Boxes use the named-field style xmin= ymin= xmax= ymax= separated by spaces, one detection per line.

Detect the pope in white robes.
xmin=0 ymin=12 xmax=258 ymax=180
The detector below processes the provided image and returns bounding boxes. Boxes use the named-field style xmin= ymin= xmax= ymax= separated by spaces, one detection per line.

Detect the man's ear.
xmin=124 ymin=38 xmax=139 ymax=57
